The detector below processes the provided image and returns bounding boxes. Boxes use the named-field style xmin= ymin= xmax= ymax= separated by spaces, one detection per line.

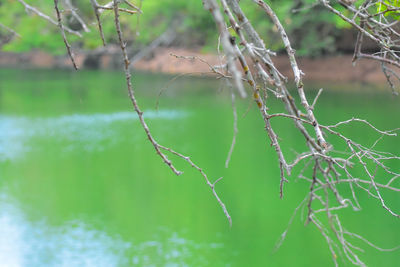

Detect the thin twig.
xmin=159 ymin=145 xmax=232 ymax=226
xmin=0 ymin=23 xmax=21 ymax=38
xmin=54 ymin=0 xmax=78 ymax=70
xmin=225 ymin=85 xmax=239 ymax=168
xmin=17 ymin=0 xmax=81 ymax=37
xmin=112 ymin=0 xmax=182 ymax=176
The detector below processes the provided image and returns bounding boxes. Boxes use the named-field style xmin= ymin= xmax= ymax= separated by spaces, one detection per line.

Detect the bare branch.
xmin=12 ymin=0 xmax=399 ymax=265
xmin=0 ymin=22 xmax=21 ymax=38
xmin=159 ymin=145 xmax=232 ymax=226
xmin=90 ymin=0 xmax=106 ymax=46
xmin=326 ymin=117 xmax=398 ymax=136
xmin=112 ymin=0 xmax=182 ymax=176
xmin=225 ymin=85 xmax=238 ymax=168
xmin=203 ymin=0 xmax=247 ymax=98
xmin=53 ymin=0 xmax=78 ymax=70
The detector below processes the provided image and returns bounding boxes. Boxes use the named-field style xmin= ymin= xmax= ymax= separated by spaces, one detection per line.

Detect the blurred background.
xmin=0 ymin=0 xmax=399 ymax=266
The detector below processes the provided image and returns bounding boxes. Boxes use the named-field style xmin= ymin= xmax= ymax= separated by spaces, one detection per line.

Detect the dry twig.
xmin=53 ymin=0 xmax=78 ymax=70
xmin=20 ymin=0 xmax=400 ymax=265
xmin=17 ymin=0 xmax=81 ymax=37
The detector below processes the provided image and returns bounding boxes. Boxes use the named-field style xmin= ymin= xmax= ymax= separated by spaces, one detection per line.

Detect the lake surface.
xmin=0 ymin=69 xmax=399 ymax=266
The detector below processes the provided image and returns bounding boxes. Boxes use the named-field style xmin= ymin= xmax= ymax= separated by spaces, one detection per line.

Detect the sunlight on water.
xmin=1 ymin=70 xmax=398 ymax=266
xmin=0 ymin=192 xmax=130 ymax=267
xmin=0 ymin=110 xmax=187 ymax=161
xmin=0 ymin=192 xmax=224 ymax=267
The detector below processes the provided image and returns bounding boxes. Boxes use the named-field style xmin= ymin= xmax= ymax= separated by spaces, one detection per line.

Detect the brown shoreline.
xmin=133 ymin=48 xmax=389 ymax=84
xmin=0 ymin=47 xmax=390 ymax=84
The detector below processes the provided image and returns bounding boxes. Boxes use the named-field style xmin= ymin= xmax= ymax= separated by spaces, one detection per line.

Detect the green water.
xmin=0 ymin=69 xmax=399 ymax=266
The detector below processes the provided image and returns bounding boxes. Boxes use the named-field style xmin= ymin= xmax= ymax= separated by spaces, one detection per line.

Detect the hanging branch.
xmin=90 ymin=0 xmax=106 ymax=46
xmin=12 ymin=0 xmax=400 ymax=264
xmin=254 ymin=0 xmax=328 ymax=150
xmin=0 ymin=22 xmax=21 ymax=38
xmin=203 ymin=0 xmax=247 ymax=98
xmin=225 ymin=85 xmax=238 ymax=168
xmin=321 ymin=0 xmax=400 ymax=94
xmin=159 ymin=145 xmax=232 ymax=226
xmin=53 ymin=0 xmax=78 ymax=70
xmin=112 ymin=0 xmax=181 ymax=176
xmin=112 ymin=0 xmax=232 ymax=224
xmin=196 ymin=0 xmax=399 ymax=265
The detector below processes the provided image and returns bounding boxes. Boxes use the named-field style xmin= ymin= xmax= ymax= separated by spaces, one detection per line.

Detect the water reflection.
xmin=2 ymin=69 xmax=398 ymax=266
xmin=0 ymin=192 xmax=224 ymax=267
xmin=0 ymin=192 xmax=130 ymax=267
xmin=0 ymin=110 xmax=187 ymax=161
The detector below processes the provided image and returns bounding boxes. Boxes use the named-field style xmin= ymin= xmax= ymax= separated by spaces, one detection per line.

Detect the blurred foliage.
xmin=0 ymin=0 xmax=365 ymax=56
xmin=376 ymin=0 xmax=400 ymax=19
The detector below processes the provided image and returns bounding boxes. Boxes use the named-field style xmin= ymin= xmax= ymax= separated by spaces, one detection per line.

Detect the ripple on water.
xmin=0 ymin=110 xmax=187 ymax=162
xmin=0 ymin=192 xmax=225 ymax=267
